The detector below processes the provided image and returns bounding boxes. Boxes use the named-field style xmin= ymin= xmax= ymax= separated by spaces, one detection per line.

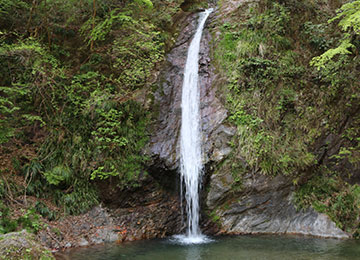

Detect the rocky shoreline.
xmin=36 ymin=203 xmax=349 ymax=255
xmin=37 ymin=192 xmax=183 ymax=251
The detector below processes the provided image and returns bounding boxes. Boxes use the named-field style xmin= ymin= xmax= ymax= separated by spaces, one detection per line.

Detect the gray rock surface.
xmin=147 ymin=0 xmax=349 ymax=238
xmin=207 ymin=171 xmax=350 ymax=239
xmin=38 ymin=206 xmax=120 ymax=249
xmin=0 ymin=230 xmax=55 ymax=259
xmin=148 ymin=4 xmax=350 ymax=240
xmin=201 ymin=0 xmax=351 ymax=240
xmin=148 ymin=10 xmax=234 ymax=171
xmin=39 ymin=182 xmax=182 ymax=250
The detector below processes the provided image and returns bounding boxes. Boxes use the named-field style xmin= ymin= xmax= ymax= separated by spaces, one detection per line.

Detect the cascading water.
xmin=175 ymin=8 xmax=213 ymax=244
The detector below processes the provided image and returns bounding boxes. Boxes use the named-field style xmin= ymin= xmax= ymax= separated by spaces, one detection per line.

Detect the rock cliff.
xmin=148 ymin=10 xmax=234 ymax=171
xmin=148 ymin=0 xmax=353 ymax=239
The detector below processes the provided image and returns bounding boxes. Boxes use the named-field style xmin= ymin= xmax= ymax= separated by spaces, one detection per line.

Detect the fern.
xmin=310 ymin=38 xmax=354 ymax=68
xmin=330 ymin=0 xmax=360 ymax=33
xmin=311 ymin=0 xmax=360 ymax=68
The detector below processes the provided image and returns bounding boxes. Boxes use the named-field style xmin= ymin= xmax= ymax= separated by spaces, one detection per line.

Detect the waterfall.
xmin=177 ymin=8 xmax=213 ymax=244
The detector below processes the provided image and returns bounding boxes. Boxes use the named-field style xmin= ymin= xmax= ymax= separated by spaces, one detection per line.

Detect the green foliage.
xmin=0 ymin=202 xmax=43 ymax=234
xmin=88 ymin=99 xmax=150 ymax=184
xmin=0 ymin=45 xmax=47 ymax=142
xmin=0 ymin=86 xmax=22 ymax=143
xmin=34 ymin=202 xmax=57 ymax=221
xmin=53 ymin=184 xmax=99 ymax=215
xmin=0 ymin=0 xmax=182 ymax=217
xmin=229 ymin=159 xmax=246 ymax=192
xmin=311 ymin=38 xmax=353 ymax=68
xmin=330 ymin=0 xmax=360 ymax=33
xmin=182 ymin=0 xmax=209 ymax=12
xmin=80 ymin=9 xmax=135 ymax=46
xmin=0 ymin=0 xmax=29 ymax=27
xmin=209 ymin=209 xmax=221 ymax=224
xmin=246 ymin=2 xmax=290 ymax=36
xmin=303 ymin=22 xmax=332 ymax=51
xmin=17 ymin=208 xmax=42 ymax=234
xmin=0 ymin=38 xmax=64 ymax=145
xmin=134 ymin=0 xmax=154 ymax=9
xmin=215 ymin=0 xmax=359 ymax=181
xmin=0 ymin=180 xmax=5 ymax=199
xmin=0 ymin=202 xmax=17 ymax=234
xmin=113 ymin=19 xmax=164 ymax=89
xmin=78 ymin=0 xmax=168 ymax=90
xmin=216 ymin=2 xmax=316 ymax=176
xmin=294 ymin=171 xmax=360 ymax=237
xmin=0 ymin=0 xmax=25 ymax=14
xmin=311 ymin=0 xmax=360 ymax=68
xmin=43 ymin=165 xmax=71 ymax=186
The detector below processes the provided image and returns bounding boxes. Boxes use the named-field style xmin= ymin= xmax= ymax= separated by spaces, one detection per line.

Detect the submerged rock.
xmin=0 ymin=230 xmax=55 ymax=259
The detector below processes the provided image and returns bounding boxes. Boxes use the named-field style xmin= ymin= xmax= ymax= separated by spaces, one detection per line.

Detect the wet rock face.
xmin=203 ymin=0 xmax=352 ymax=240
xmin=207 ymin=172 xmax=350 ymax=239
xmin=148 ymin=11 xmax=234 ymax=171
xmin=39 ymin=184 xmax=182 ymax=249
xmin=146 ymin=9 xmax=233 ymax=235
xmin=315 ymin=130 xmax=360 ymax=185
xmin=112 ymin=196 xmax=182 ymax=242
xmin=39 ymin=168 xmax=183 ymax=250
xmin=147 ymin=2 xmax=351 ymax=240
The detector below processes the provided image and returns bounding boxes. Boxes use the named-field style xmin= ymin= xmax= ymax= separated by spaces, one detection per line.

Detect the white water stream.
xmin=177 ymin=8 xmax=213 ymax=244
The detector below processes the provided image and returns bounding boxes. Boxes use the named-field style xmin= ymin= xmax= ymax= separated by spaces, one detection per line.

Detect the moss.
xmin=0 ymin=231 xmax=55 ymax=260
xmin=0 ymin=0 xmax=186 ymax=217
xmin=213 ymin=0 xmax=359 ymax=177
xmin=1 ymin=246 xmax=53 ymax=260
xmin=208 ymin=209 xmax=222 ymax=226
xmin=212 ymin=0 xmax=360 ymax=237
xmin=214 ymin=1 xmax=318 ymax=176
xmin=294 ymin=169 xmax=360 ymax=238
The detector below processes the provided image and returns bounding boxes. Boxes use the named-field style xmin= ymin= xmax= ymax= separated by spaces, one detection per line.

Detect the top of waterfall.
xmin=203 ymin=8 xmax=214 ymax=17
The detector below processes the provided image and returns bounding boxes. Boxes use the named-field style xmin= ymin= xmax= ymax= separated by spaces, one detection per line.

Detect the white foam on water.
xmin=171 ymin=234 xmax=213 ymax=245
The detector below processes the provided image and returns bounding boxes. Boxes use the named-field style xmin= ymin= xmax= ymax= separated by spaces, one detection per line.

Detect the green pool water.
xmin=63 ymin=235 xmax=360 ymax=260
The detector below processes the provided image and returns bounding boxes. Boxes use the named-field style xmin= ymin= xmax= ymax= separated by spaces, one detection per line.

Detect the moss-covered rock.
xmin=0 ymin=230 xmax=54 ymax=260
xmin=205 ymin=0 xmax=359 ymax=238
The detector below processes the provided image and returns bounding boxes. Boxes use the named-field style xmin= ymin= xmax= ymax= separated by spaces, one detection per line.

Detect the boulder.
xmin=207 ymin=171 xmax=350 ymax=239
xmin=0 ymin=230 xmax=54 ymax=259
